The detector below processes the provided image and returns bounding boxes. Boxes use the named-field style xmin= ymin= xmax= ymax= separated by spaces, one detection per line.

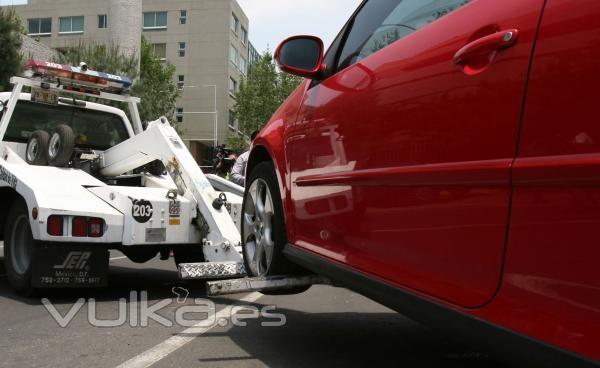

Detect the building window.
xmin=231 ymin=13 xmax=239 ymax=34
xmin=176 ymin=108 xmax=184 ymax=123
xmin=180 ymin=10 xmax=187 ymax=25
xmin=28 ymin=18 xmax=51 ymax=36
xmin=98 ymin=14 xmax=107 ymax=29
xmin=59 ymin=16 xmax=84 ymax=34
xmin=230 ymin=45 xmax=238 ymax=67
xmin=248 ymin=43 xmax=259 ymax=67
xmin=143 ymin=11 xmax=167 ymax=30
xmin=239 ymin=57 xmax=247 ymax=75
xmin=229 ymin=77 xmax=237 ymax=96
xmin=178 ymin=42 xmax=186 ymax=57
xmin=150 ymin=43 xmax=166 ymax=60
xmin=178 ymin=75 xmax=185 ymax=91
xmin=228 ymin=110 xmax=235 ymax=130
xmin=241 ymin=27 xmax=248 ymax=45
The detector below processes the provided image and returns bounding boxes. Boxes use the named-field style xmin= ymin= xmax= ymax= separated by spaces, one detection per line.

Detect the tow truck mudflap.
xmin=31 ymin=244 xmax=109 ymax=288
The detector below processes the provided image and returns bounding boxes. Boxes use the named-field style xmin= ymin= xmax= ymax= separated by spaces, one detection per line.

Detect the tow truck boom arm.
xmin=100 ymin=117 xmax=243 ymax=264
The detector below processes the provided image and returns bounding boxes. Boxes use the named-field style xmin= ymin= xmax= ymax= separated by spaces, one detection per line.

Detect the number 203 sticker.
xmin=132 ymin=199 xmax=153 ymax=223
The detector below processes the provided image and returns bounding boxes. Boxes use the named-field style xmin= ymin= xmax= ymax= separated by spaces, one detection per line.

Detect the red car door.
xmin=493 ymin=0 xmax=600 ymax=358
xmin=288 ymin=0 xmax=545 ymax=307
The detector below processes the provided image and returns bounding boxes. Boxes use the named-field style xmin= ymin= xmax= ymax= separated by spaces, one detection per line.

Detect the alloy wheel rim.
xmin=243 ymin=178 xmax=275 ymax=276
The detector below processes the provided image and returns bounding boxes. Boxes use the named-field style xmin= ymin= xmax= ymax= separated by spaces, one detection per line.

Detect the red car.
xmin=241 ymin=0 xmax=600 ymax=366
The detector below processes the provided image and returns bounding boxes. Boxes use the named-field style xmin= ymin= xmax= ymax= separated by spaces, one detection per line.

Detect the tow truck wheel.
xmin=26 ymin=130 xmax=50 ymax=166
xmin=4 ymin=200 xmax=36 ymax=296
xmin=173 ymin=246 xmax=205 ymax=266
xmin=47 ymin=124 xmax=75 ymax=167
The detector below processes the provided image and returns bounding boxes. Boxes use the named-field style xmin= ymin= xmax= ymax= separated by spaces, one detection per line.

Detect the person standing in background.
xmin=231 ymin=130 xmax=259 ymax=187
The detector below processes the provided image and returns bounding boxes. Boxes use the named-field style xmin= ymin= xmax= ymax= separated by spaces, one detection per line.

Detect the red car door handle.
xmin=454 ymin=29 xmax=519 ymax=65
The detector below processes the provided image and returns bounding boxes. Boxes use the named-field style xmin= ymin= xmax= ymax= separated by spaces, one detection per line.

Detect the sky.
xmin=0 ymin=0 xmax=26 ymax=5
xmin=237 ymin=0 xmax=362 ymax=54
xmin=0 ymin=0 xmax=362 ymax=54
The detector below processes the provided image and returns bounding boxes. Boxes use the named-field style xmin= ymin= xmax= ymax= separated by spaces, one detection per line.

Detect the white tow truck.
xmin=0 ymin=60 xmax=252 ymax=295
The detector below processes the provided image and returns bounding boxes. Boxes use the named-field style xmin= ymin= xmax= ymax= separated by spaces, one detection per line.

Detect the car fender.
xmin=248 ymin=120 xmax=291 ymax=232
xmin=247 ymin=80 xmax=310 ymax=242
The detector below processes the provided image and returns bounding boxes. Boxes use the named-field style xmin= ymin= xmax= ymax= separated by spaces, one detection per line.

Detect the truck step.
xmin=206 ymin=275 xmax=332 ymax=296
xmin=178 ymin=262 xmax=246 ymax=280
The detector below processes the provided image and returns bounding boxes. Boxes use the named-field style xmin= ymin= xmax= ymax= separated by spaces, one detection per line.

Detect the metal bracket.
xmin=206 ymin=274 xmax=332 ymax=296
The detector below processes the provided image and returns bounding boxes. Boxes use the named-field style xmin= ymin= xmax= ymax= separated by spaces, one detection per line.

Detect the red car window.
xmin=337 ymin=0 xmax=472 ymax=71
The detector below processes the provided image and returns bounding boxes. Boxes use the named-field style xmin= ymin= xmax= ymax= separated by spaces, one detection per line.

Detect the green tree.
xmin=234 ymin=51 xmax=302 ymax=135
xmin=0 ymin=7 xmax=24 ymax=91
xmin=55 ymin=37 xmax=179 ymax=125
xmin=57 ymin=41 xmax=139 ymax=80
xmin=226 ymin=132 xmax=249 ymax=154
xmin=132 ymin=37 xmax=179 ymax=124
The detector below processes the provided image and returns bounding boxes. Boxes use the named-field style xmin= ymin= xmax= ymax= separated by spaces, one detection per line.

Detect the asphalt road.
xmin=0 ymin=243 xmax=505 ymax=368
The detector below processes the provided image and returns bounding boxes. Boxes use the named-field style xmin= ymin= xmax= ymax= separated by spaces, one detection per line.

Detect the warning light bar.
xmin=24 ymin=59 xmax=133 ymax=94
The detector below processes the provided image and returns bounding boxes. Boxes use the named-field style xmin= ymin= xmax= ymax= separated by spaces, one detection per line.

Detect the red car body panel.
xmin=250 ymin=80 xmax=309 ymax=241
xmin=288 ymin=0 xmax=545 ymax=309
xmin=473 ymin=0 xmax=600 ymax=360
xmin=250 ymin=0 xmax=600 ymax=362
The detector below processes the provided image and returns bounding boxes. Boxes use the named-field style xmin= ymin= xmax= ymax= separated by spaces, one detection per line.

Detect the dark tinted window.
xmin=72 ymin=108 xmax=130 ymax=150
xmin=337 ymin=0 xmax=471 ymax=71
xmin=5 ymin=101 xmax=129 ymax=150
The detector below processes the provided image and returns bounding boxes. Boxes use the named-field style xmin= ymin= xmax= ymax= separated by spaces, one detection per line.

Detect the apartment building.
xmin=9 ymin=0 xmax=251 ymax=163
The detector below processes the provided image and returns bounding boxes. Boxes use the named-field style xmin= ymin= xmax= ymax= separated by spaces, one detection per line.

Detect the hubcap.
xmin=243 ymin=178 xmax=275 ymax=276
xmin=10 ymin=215 xmax=34 ymax=276
xmin=26 ymin=138 xmax=39 ymax=162
xmin=48 ymin=133 xmax=61 ymax=159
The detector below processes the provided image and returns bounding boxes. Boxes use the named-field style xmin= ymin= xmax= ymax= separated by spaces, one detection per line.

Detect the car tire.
xmin=242 ymin=161 xmax=301 ymax=277
xmin=47 ymin=124 xmax=75 ymax=167
xmin=4 ymin=200 xmax=37 ymax=296
xmin=25 ymin=130 xmax=50 ymax=166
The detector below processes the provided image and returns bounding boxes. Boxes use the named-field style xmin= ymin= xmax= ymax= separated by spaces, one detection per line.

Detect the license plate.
xmin=146 ymin=228 xmax=167 ymax=242
xmin=31 ymin=88 xmax=59 ymax=105
xmin=32 ymin=246 xmax=109 ymax=288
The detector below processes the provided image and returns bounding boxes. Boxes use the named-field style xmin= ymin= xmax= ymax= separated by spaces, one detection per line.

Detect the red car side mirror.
xmin=275 ymin=35 xmax=325 ymax=80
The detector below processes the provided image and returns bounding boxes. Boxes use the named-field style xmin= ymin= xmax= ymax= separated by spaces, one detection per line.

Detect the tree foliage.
xmin=55 ymin=37 xmax=179 ymax=125
xmin=0 ymin=7 xmax=24 ymax=91
xmin=226 ymin=132 xmax=249 ymax=154
xmin=57 ymin=42 xmax=139 ymax=80
xmin=132 ymin=37 xmax=179 ymax=123
xmin=233 ymin=51 xmax=303 ymax=135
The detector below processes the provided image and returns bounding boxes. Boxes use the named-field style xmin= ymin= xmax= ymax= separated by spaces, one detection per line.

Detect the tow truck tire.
xmin=173 ymin=246 xmax=205 ymax=266
xmin=147 ymin=160 xmax=167 ymax=176
xmin=26 ymin=130 xmax=50 ymax=166
xmin=47 ymin=124 xmax=75 ymax=167
xmin=4 ymin=200 xmax=36 ymax=296
xmin=121 ymin=247 xmax=159 ymax=263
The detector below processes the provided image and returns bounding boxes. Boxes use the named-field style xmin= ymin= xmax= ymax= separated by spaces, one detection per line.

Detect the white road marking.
xmin=115 ymin=292 xmax=263 ymax=368
xmin=109 ymin=256 xmax=128 ymax=261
